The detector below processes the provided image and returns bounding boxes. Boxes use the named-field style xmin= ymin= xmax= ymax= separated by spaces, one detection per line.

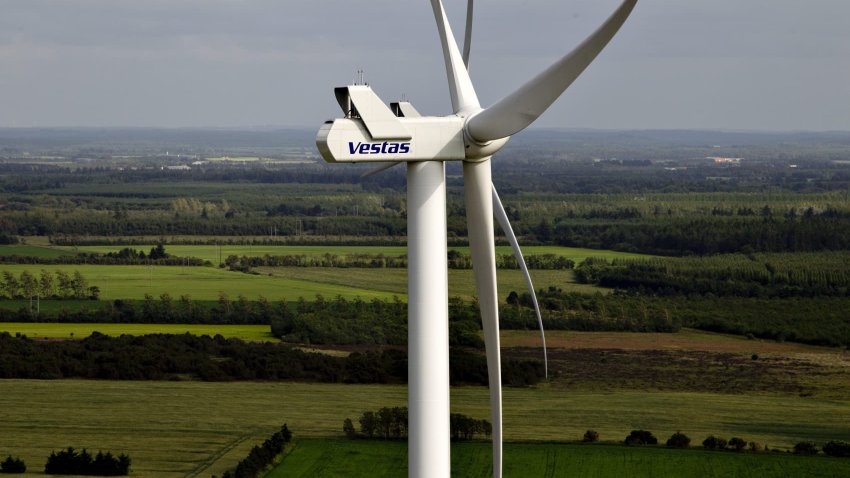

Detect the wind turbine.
xmin=316 ymin=1 xmax=638 ymax=476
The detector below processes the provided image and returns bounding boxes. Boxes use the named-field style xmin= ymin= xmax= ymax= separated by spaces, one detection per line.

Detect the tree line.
xmin=0 ymin=332 xmax=543 ymax=386
xmin=1 ymin=270 xmax=98 ymax=300
xmin=221 ymin=425 xmax=291 ymax=478
xmin=0 ymin=291 xmax=682 ymax=339
xmin=585 ymin=428 xmax=850 ymax=457
xmin=270 ymin=296 xmax=483 ymax=348
xmin=44 ymin=448 xmax=130 ymax=476
xmin=342 ymin=407 xmax=491 ymax=441
xmin=550 ymin=213 xmax=850 ymax=255
xmin=506 ymin=287 xmax=850 ymax=347
xmin=574 ymin=253 xmax=850 ymax=298
xmin=0 ymin=253 xmax=206 ymax=266
xmin=223 ymin=251 xmax=573 ymax=272
xmin=0 ymin=294 xmax=283 ymax=325
xmin=11 ymin=209 xmax=850 ymax=254
xmin=5 ymin=286 xmax=846 ymax=347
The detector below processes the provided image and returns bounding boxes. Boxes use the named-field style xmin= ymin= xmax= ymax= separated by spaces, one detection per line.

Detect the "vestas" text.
xmin=348 ymin=141 xmax=411 ymax=155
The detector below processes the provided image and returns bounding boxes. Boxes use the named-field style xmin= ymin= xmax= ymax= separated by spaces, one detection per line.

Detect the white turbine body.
xmin=316 ymin=1 xmax=637 ymax=476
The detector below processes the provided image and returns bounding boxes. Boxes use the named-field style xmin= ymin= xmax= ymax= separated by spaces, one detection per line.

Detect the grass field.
xmin=45 ymin=243 xmax=650 ymax=264
xmin=0 ymin=244 xmax=75 ymax=258
xmin=0 ymin=323 xmax=275 ymax=341
xmin=1 ymin=380 xmax=849 ymax=477
xmin=0 ymin=264 xmax=599 ymax=302
xmin=258 ymin=267 xmax=601 ymax=298
xmin=272 ymin=438 xmax=850 ymax=478
xmin=0 ymin=264 xmax=401 ymax=301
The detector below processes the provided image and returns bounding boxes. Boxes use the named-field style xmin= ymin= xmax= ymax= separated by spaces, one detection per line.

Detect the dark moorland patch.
xmin=504 ymin=346 xmax=848 ymax=396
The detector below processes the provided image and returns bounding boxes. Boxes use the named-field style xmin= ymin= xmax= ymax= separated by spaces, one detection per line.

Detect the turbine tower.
xmin=316 ymin=1 xmax=638 ymax=476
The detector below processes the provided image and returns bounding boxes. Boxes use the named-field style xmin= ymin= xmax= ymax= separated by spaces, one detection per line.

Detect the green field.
xmin=0 ymin=264 xmax=400 ymax=301
xmin=0 ymin=244 xmax=75 ymax=258
xmin=0 ymin=264 xmax=599 ymax=302
xmin=0 ymin=323 xmax=275 ymax=341
xmin=272 ymin=438 xmax=850 ymax=478
xmin=47 ymin=243 xmax=650 ymax=264
xmin=1 ymin=381 xmax=849 ymax=477
xmin=258 ymin=267 xmax=600 ymax=298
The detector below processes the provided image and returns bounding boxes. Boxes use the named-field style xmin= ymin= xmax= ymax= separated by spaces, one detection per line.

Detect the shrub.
xmin=624 ymin=430 xmax=657 ymax=446
xmin=748 ymin=441 xmax=762 ymax=452
xmin=666 ymin=432 xmax=690 ymax=448
xmin=702 ymin=436 xmax=725 ymax=450
xmin=0 ymin=456 xmax=26 ymax=473
xmin=793 ymin=441 xmax=818 ymax=456
xmin=583 ymin=430 xmax=599 ymax=443
xmin=343 ymin=418 xmax=357 ymax=439
xmin=728 ymin=437 xmax=747 ymax=451
xmin=822 ymin=441 xmax=850 ymax=458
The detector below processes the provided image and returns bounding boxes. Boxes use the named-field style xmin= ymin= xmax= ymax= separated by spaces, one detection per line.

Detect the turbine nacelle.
xmin=316 ymin=84 xmax=507 ymax=163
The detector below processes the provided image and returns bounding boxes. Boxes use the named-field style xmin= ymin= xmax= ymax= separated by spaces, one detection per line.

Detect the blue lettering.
xmin=347 ymin=141 xmax=412 ymax=155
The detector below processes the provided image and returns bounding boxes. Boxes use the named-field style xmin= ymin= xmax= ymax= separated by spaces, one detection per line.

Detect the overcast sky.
xmin=2 ymin=0 xmax=849 ymax=130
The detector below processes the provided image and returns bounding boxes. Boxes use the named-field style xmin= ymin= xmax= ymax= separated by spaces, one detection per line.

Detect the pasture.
xmin=0 ymin=323 xmax=274 ymax=342
xmin=0 ymin=244 xmax=74 ymax=258
xmin=258 ymin=267 xmax=599 ymax=298
xmin=1 ymin=380 xmax=849 ymax=477
xmin=273 ymin=438 xmax=850 ymax=478
xmin=0 ymin=264 xmax=597 ymax=302
xmin=46 ymin=243 xmax=651 ymax=264
xmin=59 ymin=244 xmax=412 ymax=262
xmin=0 ymin=264 xmax=400 ymax=301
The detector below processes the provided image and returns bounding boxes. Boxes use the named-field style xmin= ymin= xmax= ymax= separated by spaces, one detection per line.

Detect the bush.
xmin=666 ymin=432 xmax=690 ymax=448
xmin=822 ymin=441 xmax=850 ymax=458
xmin=343 ymin=418 xmax=357 ymax=439
xmin=582 ymin=430 xmax=599 ymax=443
xmin=748 ymin=441 xmax=762 ymax=452
xmin=624 ymin=430 xmax=657 ymax=446
xmin=0 ymin=456 xmax=26 ymax=473
xmin=793 ymin=441 xmax=819 ymax=456
xmin=728 ymin=437 xmax=747 ymax=451
xmin=702 ymin=436 xmax=725 ymax=450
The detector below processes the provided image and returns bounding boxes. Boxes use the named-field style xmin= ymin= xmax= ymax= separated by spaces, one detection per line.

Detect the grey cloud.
xmin=1 ymin=0 xmax=848 ymax=129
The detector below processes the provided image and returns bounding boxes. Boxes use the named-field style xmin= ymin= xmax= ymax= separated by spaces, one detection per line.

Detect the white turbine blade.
xmin=430 ymin=0 xmax=481 ymax=114
xmin=467 ymin=0 xmax=637 ymax=142
xmin=492 ymin=184 xmax=548 ymax=379
xmin=361 ymin=161 xmax=401 ymax=178
xmin=463 ymin=158 xmax=502 ymax=478
xmin=462 ymin=0 xmax=473 ymax=68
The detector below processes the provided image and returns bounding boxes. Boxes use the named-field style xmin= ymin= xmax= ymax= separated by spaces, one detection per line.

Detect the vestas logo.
xmin=348 ymin=141 xmax=411 ymax=155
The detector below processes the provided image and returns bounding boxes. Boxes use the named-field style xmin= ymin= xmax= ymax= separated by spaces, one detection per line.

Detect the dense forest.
xmin=0 ymin=332 xmax=544 ymax=386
